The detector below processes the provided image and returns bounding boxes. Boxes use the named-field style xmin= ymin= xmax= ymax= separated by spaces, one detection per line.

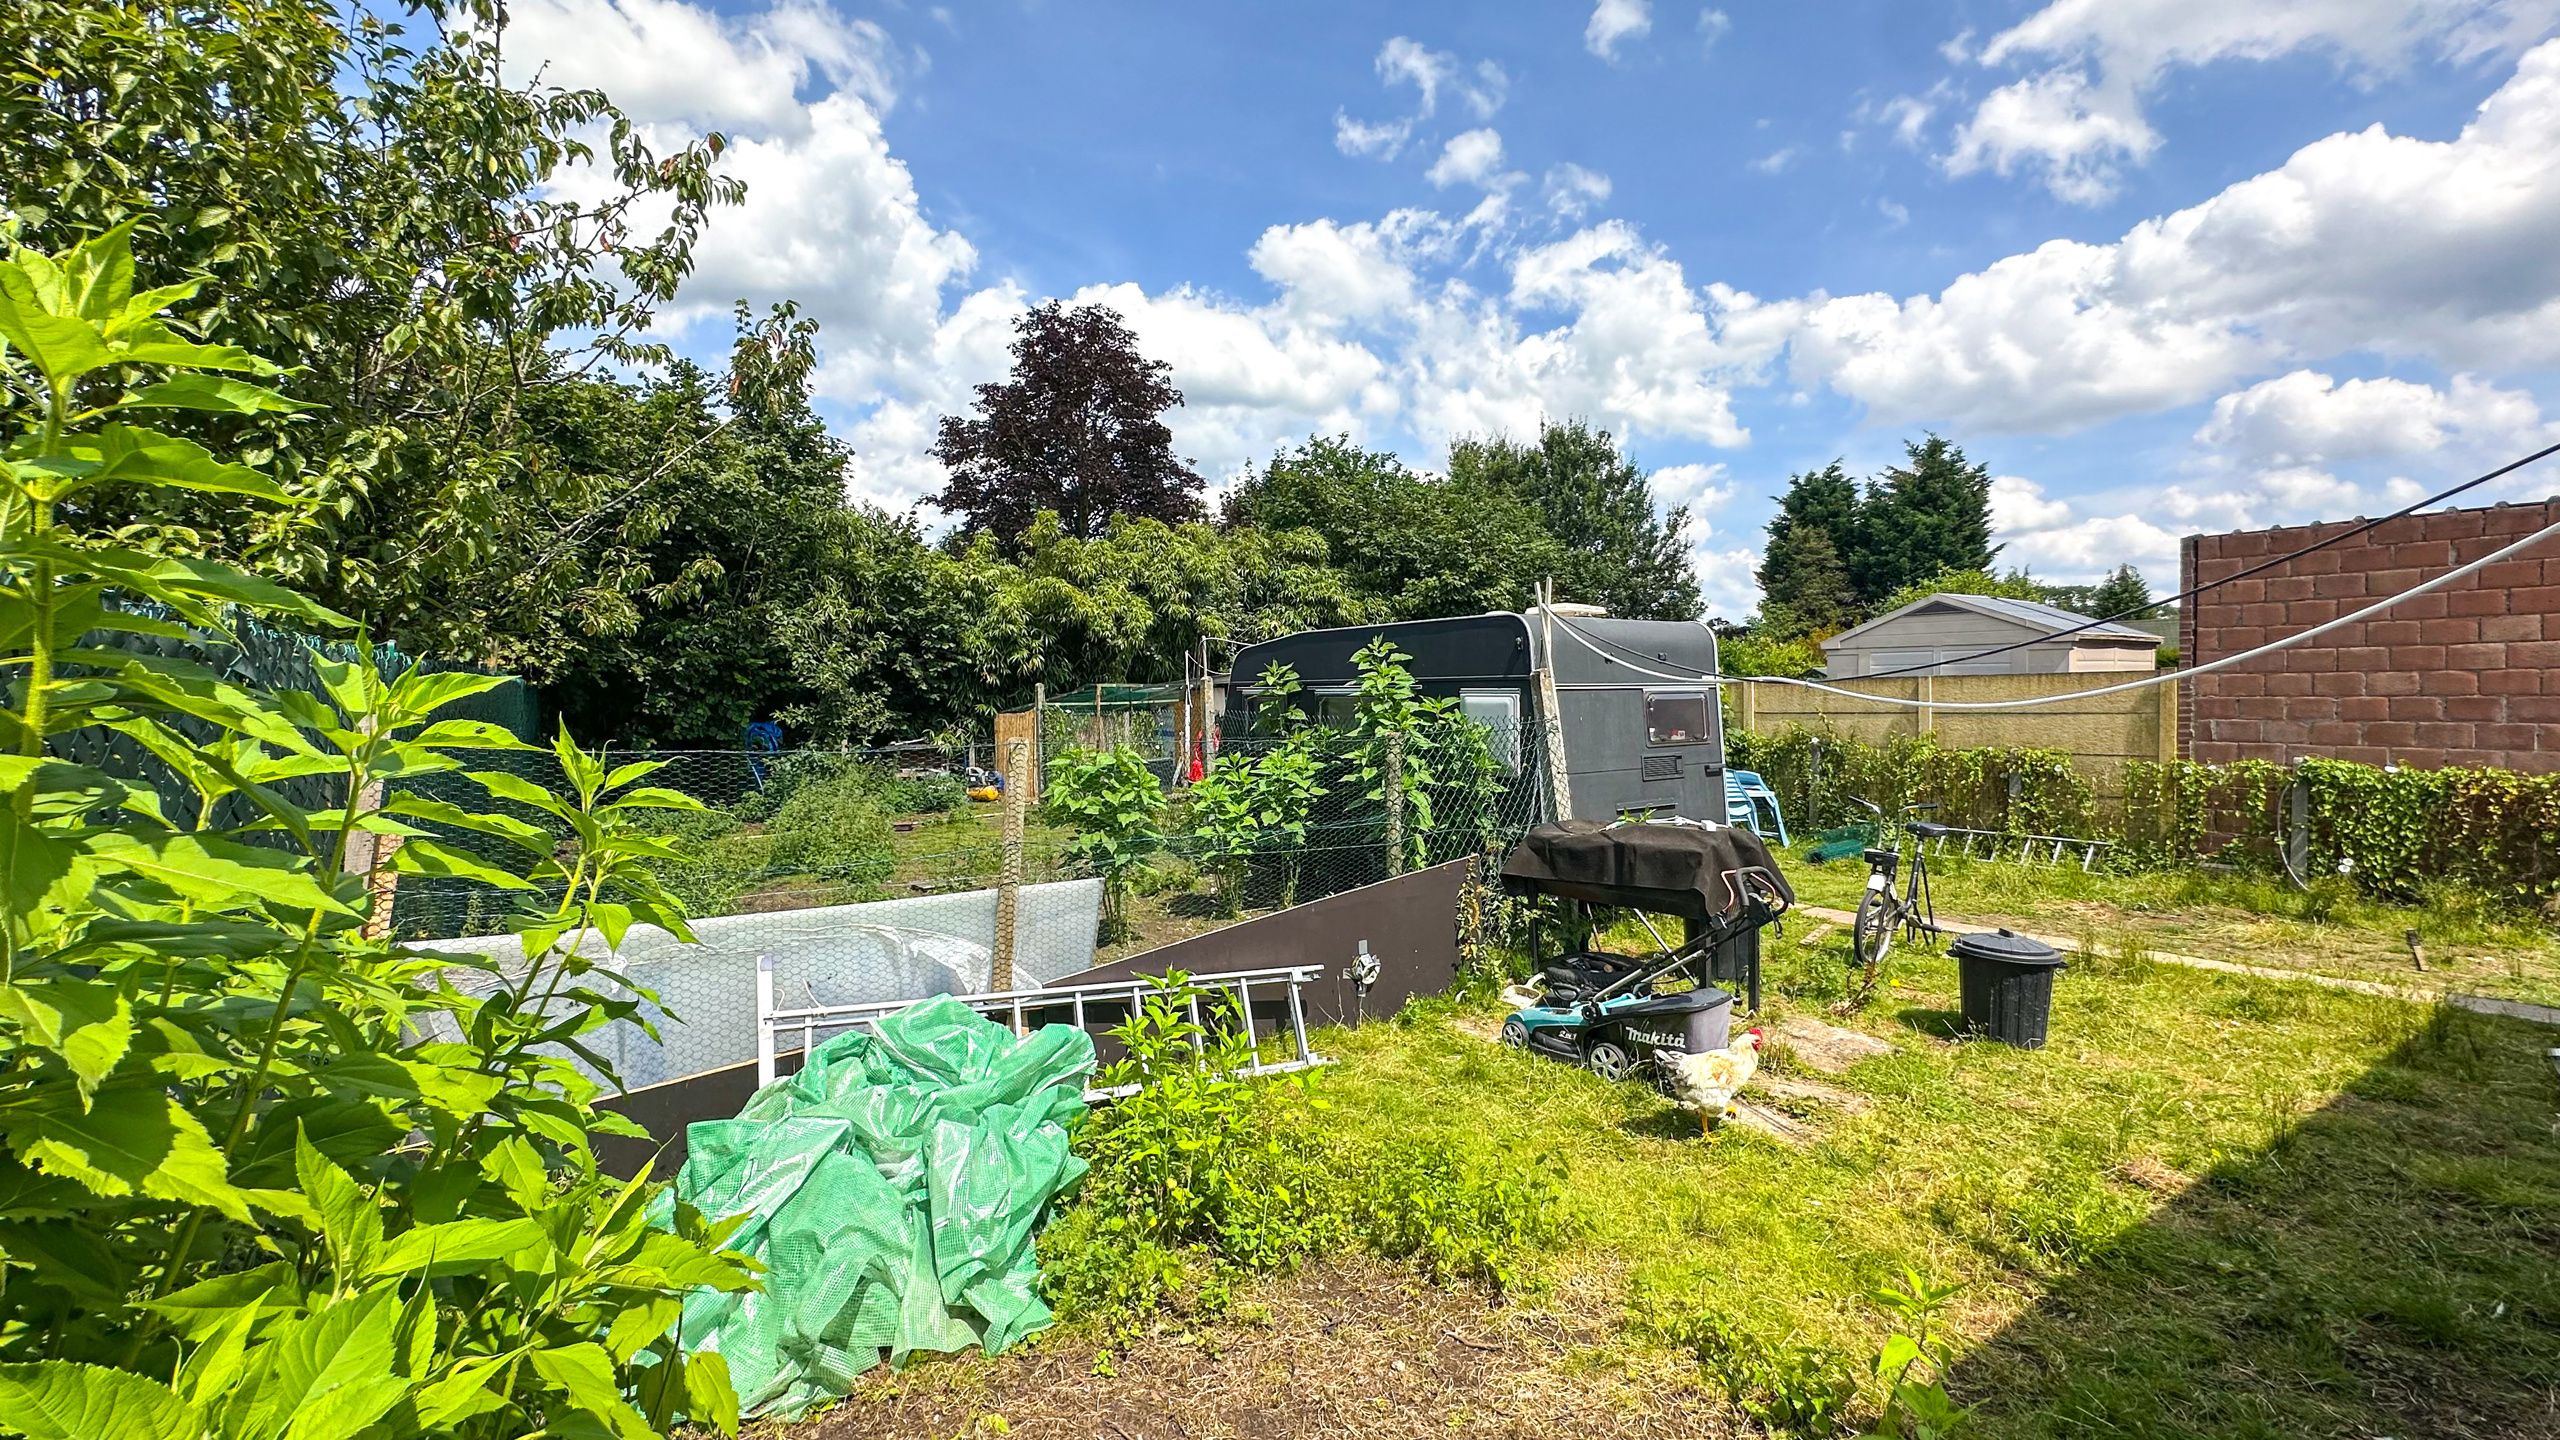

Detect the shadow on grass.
xmin=1615 ymin=1106 xmax=1701 ymax=1142
xmin=1945 ymin=1003 xmax=2560 ymax=1440
xmin=1894 ymin=1005 xmax=1967 ymax=1038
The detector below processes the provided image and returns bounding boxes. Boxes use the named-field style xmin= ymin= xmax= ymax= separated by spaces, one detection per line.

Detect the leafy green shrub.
xmin=1047 ymin=973 xmax=1570 ymax=1337
xmin=1747 ymin=723 xmax=2560 ymax=911
xmin=1186 ymin=733 xmax=1329 ymax=915
xmin=762 ymin=764 xmax=898 ymax=887
xmin=882 ymin=770 xmax=969 ymax=815
xmin=1338 ymin=1144 xmax=1571 ymax=1292
xmin=1042 ymin=746 xmax=1166 ymax=941
xmin=0 ymin=227 xmax=750 ymax=1435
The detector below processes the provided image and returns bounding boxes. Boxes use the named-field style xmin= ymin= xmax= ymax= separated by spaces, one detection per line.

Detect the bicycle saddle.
xmin=1909 ymin=820 xmax=1956 ymax=839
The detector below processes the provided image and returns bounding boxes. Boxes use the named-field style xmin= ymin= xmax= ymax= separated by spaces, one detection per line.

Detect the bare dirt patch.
xmin=803 ymin=1258 xmax=1736 ymax=1440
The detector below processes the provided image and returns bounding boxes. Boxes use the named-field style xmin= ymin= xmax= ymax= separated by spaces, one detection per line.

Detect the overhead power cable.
xmin=1846 ymin=438 xmax=2560 ymax=681
xmin=1543 ymin=508 xmax=2560 ymax=712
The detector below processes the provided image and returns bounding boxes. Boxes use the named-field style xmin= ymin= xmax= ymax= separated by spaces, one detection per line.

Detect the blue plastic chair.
xmin=1723 ymin=767 xmax=1789 ymax=846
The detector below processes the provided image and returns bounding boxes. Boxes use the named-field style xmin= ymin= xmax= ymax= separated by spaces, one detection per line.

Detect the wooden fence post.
xmin=1733 ymin=676 xmax=1757 ymax=736
xmin=992 ymin=737 xmax=1029 ymax=994
xmin=1196 ymin=636 xmax=1216 ymax=769
xmin=1915 ymin=675 xmax=1937 ymax=736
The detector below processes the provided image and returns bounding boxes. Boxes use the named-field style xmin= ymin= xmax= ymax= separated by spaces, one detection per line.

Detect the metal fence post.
xmin=1383 ymin=731 xmax=1406 ymax=876
xmin=755 ymin=954 xmax=776 ymax=1088
xmin=993 ymin=737 xmax=1029 ymax=993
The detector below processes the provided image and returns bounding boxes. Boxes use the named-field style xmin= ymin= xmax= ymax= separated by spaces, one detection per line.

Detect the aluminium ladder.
xmin=754 ymin=958 xmax=1331 ymax=1100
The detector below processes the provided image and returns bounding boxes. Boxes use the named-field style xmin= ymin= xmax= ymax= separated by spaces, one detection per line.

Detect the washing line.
xmin=1544 ymin=511 xmax=2560 ymax=713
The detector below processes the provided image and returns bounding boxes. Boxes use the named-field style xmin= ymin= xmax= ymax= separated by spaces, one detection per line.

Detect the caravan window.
xmin=1312 ymin=690 xmax=1358 ymax=728
xmin=1646 ymin=691 xmax=1711 ymax=746
xmin=1459 ymin=690 xmax=1522 ymax=772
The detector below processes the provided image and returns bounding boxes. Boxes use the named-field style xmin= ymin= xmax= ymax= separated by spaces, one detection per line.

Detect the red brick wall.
xmin=2179 ymin=499 xmax=2560 ymax=773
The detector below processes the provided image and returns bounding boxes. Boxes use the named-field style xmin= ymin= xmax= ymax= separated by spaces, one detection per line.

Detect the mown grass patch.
xmin=1295 ymin=932 xmax=2560 ymax=1437
xmin=1779 ymin=844 xmax=2560 ymax=1006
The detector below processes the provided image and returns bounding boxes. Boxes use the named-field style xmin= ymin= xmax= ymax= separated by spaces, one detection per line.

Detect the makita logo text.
xmin=1626 ymin=1028 xmax=1687 ymax=1050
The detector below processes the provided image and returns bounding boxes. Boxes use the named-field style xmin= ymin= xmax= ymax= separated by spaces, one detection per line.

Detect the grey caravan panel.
xmin=1558 ymin=686 xmax=1646 ymax=821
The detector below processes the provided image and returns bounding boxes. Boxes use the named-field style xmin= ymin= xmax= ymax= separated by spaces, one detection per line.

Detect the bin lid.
xmin=1949 ymin=928 xmax=2064 ymax=967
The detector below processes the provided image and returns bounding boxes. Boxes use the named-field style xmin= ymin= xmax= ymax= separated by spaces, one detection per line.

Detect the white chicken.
xmin=1654 ymin=1028 xmax=1764 ymax=1132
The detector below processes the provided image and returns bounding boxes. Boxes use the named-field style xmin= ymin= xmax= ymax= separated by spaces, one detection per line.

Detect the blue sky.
xmin=510 ymin=0 xmax=2560 ymax=617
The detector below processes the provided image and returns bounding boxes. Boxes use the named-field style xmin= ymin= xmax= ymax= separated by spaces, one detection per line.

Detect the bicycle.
xmin=1845 ymin=797 xmax=1952 ymax=998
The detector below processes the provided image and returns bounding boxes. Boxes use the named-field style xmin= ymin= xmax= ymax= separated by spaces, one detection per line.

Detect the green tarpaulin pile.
xmin=671 ymin=995 xmax=1096 ymax=1419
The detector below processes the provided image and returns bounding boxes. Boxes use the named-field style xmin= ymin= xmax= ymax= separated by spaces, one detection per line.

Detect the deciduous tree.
xmin=933 ymin=301 xmax=1204 ymax=544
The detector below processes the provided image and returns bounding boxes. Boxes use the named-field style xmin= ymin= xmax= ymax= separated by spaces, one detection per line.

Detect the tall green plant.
xmin=1187 ymin=732 xmax=1328 ymax=915
xmin=1042 ymin=746 xmax=1165 ymax=941
xmin=0 ymin=226 xmax=751 ymax=1436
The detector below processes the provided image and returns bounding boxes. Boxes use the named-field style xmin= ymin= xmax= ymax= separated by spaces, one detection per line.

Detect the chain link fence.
xmin=388 ymin=723 xmax=1552 ymax=961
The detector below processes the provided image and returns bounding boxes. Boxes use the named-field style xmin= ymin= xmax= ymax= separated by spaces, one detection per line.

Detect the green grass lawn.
xmin=1776 ymin=842 xmax=2560 ymax=1008
xmin=1302 ymin=932 xmax=2560 ymax=1438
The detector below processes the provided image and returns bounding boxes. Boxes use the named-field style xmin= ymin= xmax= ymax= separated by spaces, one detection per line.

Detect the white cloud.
xmin=2000 ymin=512 xmax=2183 ymax=580
xmin=1690 ymin=545 xmax=1764 ymax=621
xmin=1947 ymin=0 xmax=2558 ymax=202
xmin=1749 ymin=146 xmax=1802 ymax=174
xmin=1543 ymin=163 xmax=1615 ymax=220
xmin=1871 ymin=93 xmax=1936 ymax=148
xmin=1063 ymin=282 xmax=1392 ymax=481
xmin=1426 ymin=128 xmax=1509 ymax=188
xmin=1338 ymin=37 xmax=1509 ymax=163
xmin=1696 ymin=7 xmax=1732 ymax=57
xmin=1878 ymin=197 xmax=1911 ymax=228
xmin=1794 ymin=42 xmax=2560 ymax=431
xmin=2195 ymin=370 xmax=2549 ymax=465
xmin=1990 ymin=474 xmax=2073 ymax=530
xmin=675 ymin=93 xmax=979 ymax=401
xmin=1587 ymin=0 xmax=1653 ymax=60
xmin=1334 ymin=112 xmax=1412 ymax=159
xmin=1944 ymin=69 xmax=2157 ymax=205
xmin=1248 ymin=216 xmax=1422 ymax=323
xmin=502 ymin=0 xmax=901 ymax=132
xmin=1654 ymin=460 xmax=1742 ymax=610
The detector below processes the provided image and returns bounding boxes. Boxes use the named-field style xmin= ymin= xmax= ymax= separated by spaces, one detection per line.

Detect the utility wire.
xmin=1543 ymin=509 xmax=2560 ymax=711
xmin=1847 ymin=439 xmax=2560 ymax=681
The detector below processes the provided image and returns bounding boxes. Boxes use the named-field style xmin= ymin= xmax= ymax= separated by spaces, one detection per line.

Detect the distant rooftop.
xmin=1825 ymin=591 xmax=2159 ymax=647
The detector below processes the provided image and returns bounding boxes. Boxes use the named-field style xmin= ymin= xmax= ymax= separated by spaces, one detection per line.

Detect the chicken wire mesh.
xmin=385 ymin=722 xmax=1553 ymax=960
xmin=373 ymin=724 xmax=1556 ymax=1089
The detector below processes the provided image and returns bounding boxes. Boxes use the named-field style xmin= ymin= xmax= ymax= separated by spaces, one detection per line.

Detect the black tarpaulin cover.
xmin=1499 ymin=819 xmax=1794 ymax=920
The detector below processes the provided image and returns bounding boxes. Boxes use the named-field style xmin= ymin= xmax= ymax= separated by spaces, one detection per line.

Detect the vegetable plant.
xmin=1041 ymin=746 xmax=1165 ymax=941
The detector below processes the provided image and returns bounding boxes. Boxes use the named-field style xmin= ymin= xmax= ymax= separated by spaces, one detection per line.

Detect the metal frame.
xmin=1912 ymin=825 xmax=2113 ymax=872
xmin=753 ymin=957 xmax=1332 ymax=1100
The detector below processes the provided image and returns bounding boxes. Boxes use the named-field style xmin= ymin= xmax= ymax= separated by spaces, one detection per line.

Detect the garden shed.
xmin=1225 ymin=605 xmax=1728 ymax=824
xmin=1822 ymin=593 xmax=2157 ymax=678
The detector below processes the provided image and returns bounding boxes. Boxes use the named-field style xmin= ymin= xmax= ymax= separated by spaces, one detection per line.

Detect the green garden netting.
xmin=671 ymin=996 xmax=1096 ymax=1419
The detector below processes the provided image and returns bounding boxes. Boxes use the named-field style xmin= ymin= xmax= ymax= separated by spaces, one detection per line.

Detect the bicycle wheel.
xmin=1852 ymin=886 xmax=1898 ymax=983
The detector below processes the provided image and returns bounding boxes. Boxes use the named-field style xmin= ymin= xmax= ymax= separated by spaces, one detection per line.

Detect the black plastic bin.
xmin=1952 ymin=929 xmax=2065 ymax=1049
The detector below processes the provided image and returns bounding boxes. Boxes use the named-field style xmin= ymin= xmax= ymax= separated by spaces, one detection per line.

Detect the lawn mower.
xmin=1495 ymin=818 xmax=1793 ymax=1084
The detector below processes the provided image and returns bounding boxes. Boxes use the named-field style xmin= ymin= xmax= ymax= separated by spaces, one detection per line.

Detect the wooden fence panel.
xmin=1735 ymin=672 xmax=2178 ymax=785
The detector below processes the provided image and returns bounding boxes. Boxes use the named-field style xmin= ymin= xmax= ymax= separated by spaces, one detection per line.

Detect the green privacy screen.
xmin=671 ymin=996 xmax=1096 ymax=1419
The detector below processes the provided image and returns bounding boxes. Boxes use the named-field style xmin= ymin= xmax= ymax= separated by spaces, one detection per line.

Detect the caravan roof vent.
xmin=1539 ymin=602 xmax=1610 ymax=619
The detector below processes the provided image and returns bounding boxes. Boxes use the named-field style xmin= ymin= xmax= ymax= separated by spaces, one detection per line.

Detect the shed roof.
xmin=1823 ymin=592 xmax=2156 ymax=650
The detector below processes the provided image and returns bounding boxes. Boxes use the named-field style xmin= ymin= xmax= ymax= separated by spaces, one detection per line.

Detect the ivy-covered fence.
xmin=1733 ymin=726 xmax=2560 ymax=910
